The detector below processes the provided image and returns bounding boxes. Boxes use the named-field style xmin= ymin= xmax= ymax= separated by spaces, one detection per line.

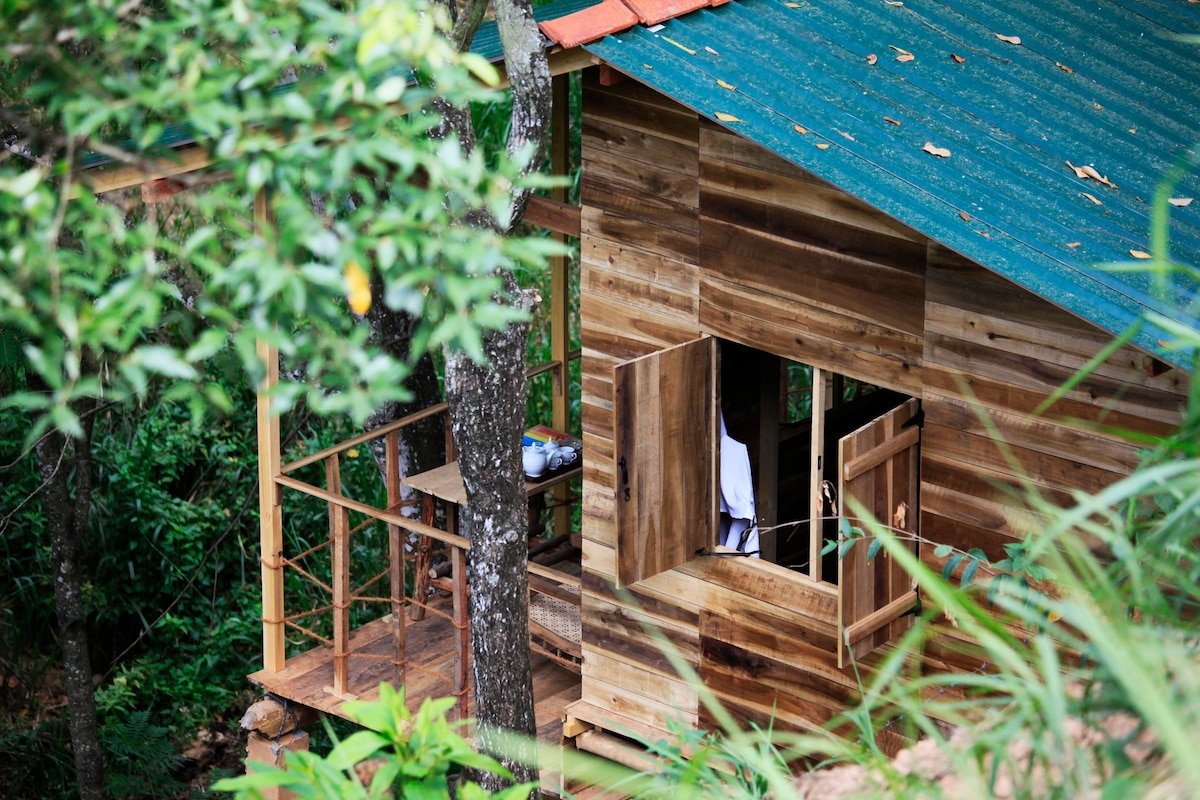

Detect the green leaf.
xmin=933 ymin=543 xmax=954 ymax=558
xmin=961 ymin=558 xmax=979 ymax=588
xmin=326 ymin=730 xmax=389 ymax=770
xmin=941 ymin=552 xmax=963 ymax=581
xmin=867 ymin=537 xmax=883 ymax=562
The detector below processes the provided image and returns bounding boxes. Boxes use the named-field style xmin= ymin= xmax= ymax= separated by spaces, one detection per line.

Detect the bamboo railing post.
xmin=451 ymin=543 xmax=470 ymax=723
xmin=326 ymin=455 xmax=351 ymax=696
xmin=255 ymin=188 xmax=286 ymax=673
xmin=385 ymin=430 xmax=406 ymax=686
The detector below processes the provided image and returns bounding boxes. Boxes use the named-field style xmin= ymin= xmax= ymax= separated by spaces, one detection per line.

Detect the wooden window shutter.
xmin=836 ymin=397 xmax=921 ymax=668
xmin=613 ymin=337 xmax=718 ymax=587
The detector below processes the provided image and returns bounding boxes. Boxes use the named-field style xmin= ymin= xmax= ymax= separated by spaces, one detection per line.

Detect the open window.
xmin=613 ymin=337 xmax=919 ymax=662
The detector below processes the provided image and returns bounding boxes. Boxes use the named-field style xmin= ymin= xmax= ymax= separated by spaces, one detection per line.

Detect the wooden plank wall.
xmin=574 ymin=72 xmax=1191 ymax=747
xmin=578 ymin=68 xmax=704 ymax=733
xmin=919 ymin=244 xmax=1190 ymax=570
xmin=697 ymin=119 xmax=928 ymax=397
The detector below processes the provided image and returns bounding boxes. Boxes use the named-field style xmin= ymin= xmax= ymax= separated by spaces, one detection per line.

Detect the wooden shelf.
xmin=402 ymin=460 xmax=581 ymax=507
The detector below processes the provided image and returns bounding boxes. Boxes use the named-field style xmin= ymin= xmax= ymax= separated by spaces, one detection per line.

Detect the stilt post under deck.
xmin=255 ymin=189 xmax=286 ymax=673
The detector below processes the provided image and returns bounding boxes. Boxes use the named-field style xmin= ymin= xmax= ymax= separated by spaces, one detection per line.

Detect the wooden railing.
xmin=260 ymin=353 xmax=581 ymax=718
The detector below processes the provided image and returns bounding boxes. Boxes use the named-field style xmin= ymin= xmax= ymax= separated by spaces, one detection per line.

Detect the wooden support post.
xmin=549 ymin=71 xmax=573 ymax=540
xmin=809 ymin=367 xmax=827 ymax=582
xmin=451 ymin=543 xmax=470 ymax=723
xmin=327 ymin=455 xmax=351 ymax=697
xmin=385 ymin=430 xmax=406 ymax=686
xmin=409 ymin=495 xmax=434 ymax=621
xmin=757 ymin=356 xmax=780 ymax=561
xmin=255 ymin=189 xmax=286 ymax=673
xmin=246 ymin=729 xmax=310 ymax=800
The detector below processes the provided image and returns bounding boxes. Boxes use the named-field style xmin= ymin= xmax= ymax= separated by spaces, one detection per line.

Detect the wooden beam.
xmin=757 ymin=354 xmax=779 ymax=561
xmin=451 ymin=544 xmax=470 ymax=723
xmin=255 ymin=189 xmax=286 ymax=673
xmin=385 ymin=430 xmax=406 ymax=686
xmin=85 ymin=47 xmax=597 ymax=196
xmin=524 ymin=194 xmax=581 ymax=238
xmin=549 ymin=71 xmax=573 ymax=542
xmin=327 ymin=455 xmax=351 ymax=696
xmin=808 ymin=367 xmax=826 ymax=582
xmin=281 ymin=402 xmax=448 ymax=474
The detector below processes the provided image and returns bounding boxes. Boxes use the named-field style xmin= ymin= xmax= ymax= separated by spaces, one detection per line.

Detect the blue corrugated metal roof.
xmin=584 ymin=0 xmax=1200 ymax=368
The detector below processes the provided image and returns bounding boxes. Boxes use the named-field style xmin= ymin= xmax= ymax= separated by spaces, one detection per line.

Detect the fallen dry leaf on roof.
xmin=715 ymin=112 xmax=742 ymax=123
xmin=996 ymin=33 xmax=1021 ymax=44
xmin=1082 ymin=192 xmax=1102 ymax=205
xmin=705 ymin=46 xmax=720 ymax=56
xmin=661 ymin=36 xmax=696 ymax=55
xmin=1130 ymin=250 xmax=1152 ymax=259
xmin=867 ymin=53 xmax=878 ymax=65
xmin=951 ymin=53 xmax=965 ymax=63
xmin=784 ymin=2 xmax=801 ymax=7
xmin=923 ymin=142 xmax=951 ymax=157
xmin=1066 ymin=242 xmax=1081 ymax=248
xmin=815 ymin=143 xmax=830 ymax=150
xmin=896 ymin=53 xmax=915 ymax=62
xmin=717 ymin=79 xmax=736 ymax=90
xmin=886 ymin=1 xmax=903 ymax=5
xmin=1169 ymin=197 xmax=1193 ymax=207
xmin=958 ymin=211 xmax=971 ymax=222
xmin=1093 ymin=102 xmax=1103 ymax=109
xmin=889 ymin=45 xmax=912 ymax=55
xmin=884 ymin=116 xmax=901 ymax=126
xmin=794 ymin=124 xmax=808 ymax=134
xmin=838 ymin=130 xmax=856 ymax=141
xmin=1057 ymin=62 xmax=1074 ymax=73
xmin=1066 ymin=161 xmax=1116 ymax=187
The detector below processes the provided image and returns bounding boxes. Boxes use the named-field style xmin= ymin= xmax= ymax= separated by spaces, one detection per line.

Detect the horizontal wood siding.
xmin=575 ymin=75 xmax=1191 ymax=748
xmin=698 ymin=120 xmax=927 ymax=396
xmin=919 ymin=244 xmax=1190 ymax=566
xmin=579 ymin=70 xmax=703 ymax=733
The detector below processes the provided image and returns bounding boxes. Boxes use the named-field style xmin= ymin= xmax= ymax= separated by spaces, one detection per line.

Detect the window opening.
xmin=719 ymin=339 xmax=907 ymax=584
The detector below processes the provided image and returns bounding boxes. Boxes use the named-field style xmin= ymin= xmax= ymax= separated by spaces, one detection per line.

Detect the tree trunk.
xmin=432 ymin=0 xmax=553 ymax=790
xmin=37 ymin=400 xmax=105 ymax=800
xmin=444 ymin=280 xmax=541 ymax=793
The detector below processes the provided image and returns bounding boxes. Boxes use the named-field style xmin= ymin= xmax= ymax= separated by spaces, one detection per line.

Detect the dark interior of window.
xmin=718 ymin=339 xmax=907 ymax=583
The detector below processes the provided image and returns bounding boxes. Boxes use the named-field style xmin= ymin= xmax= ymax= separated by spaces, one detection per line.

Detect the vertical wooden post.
xmin=385 ymin=430 xmax=406 ymax=686
xmin=757 ymin=356 xmax=780 ymax=561
xmin=326 ymin=455 xmax=350 ymax=696
xmin=409 ymin=496 xmax=434 ymax=621
xmin=451 ymin=543 xmax=470 ymax=723
xmin=550 ymin=72 xmax=573 ymax=539
xmin=255 ymin=188 xmax=286 ymax=673
xmin=809 ymin=367 xmax=827 ymax=582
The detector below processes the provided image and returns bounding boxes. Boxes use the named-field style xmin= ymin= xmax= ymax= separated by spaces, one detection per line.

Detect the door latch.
xmin=618 ymin=456 xmax=630 ymax=501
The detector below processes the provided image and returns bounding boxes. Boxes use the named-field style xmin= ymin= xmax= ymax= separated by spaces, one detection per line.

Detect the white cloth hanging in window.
xmin=719 ymin=413 xmax=759 ymax=557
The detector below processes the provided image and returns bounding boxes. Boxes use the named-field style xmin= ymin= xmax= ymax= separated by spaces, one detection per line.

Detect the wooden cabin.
xmin=537 ymin=0 xmax=1199 ymax=758
xmin=126 ymin=0 xmax=1190 ymax=788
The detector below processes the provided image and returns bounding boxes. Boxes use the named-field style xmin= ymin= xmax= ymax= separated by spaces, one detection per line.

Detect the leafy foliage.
xmin=215 ymin=683 xmax=537 ymax=800
xmin=0 ymin=0 xmax=558 ymax=442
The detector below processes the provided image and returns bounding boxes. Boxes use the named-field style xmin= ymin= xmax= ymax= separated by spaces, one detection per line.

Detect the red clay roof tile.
xmin=538 ymin=0 xmax=639 ymax=49
xmin=620 ymin=0 xmax=709 ymax=26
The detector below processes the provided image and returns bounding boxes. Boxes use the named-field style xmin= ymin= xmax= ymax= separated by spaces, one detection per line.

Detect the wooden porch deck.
xmin=247 ymin=595 xmax=583 ymax=745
